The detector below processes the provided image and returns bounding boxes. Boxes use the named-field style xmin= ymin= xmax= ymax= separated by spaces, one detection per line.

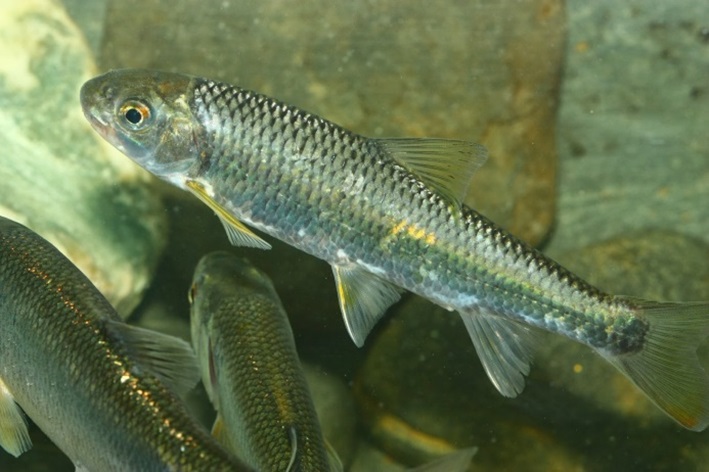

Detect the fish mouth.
xmin=81 ymin=106 xmax=125 ymax=154
xmin=80 ymin=78 xmax=128 ymax=155
xmin=80 ymin=81 xmax=109 ymax=129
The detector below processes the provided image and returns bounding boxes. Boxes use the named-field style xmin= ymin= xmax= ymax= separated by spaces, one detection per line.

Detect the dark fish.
xmin=190 ymin=252 xmax=476 ymax=472
xmin=0 ymin=216 xmax=252 ymax=471
xmin=190 ymin=252 xmax=335 ymax=471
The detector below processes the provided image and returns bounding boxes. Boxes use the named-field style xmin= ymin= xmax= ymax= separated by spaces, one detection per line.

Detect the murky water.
xmin=1 ymin=0 xmax=707 ymax=470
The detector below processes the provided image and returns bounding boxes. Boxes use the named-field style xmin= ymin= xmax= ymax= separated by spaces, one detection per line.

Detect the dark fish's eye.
xmin=119 ymin=100 xmax=152 ymax=129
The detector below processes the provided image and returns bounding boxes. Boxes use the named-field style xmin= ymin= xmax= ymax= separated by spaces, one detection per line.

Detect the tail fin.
xmin=602 ymin=301 xmax=709 ymax=431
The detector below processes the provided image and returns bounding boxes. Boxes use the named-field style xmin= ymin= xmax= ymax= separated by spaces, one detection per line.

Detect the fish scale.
xmin=0 ymin=216 xmax=252 ymax=471
xmin=81 ymin=69 xmax=709 ymax=431
xmin=190 ymin=253 xmax=332 ymax=471
xmin=195 ymin=78 xmax=616 ymax=342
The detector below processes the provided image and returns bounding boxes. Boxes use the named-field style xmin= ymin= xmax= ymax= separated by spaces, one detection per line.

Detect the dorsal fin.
xmin=376 ymin=138 xmax=488 ymax=212
xmin=107 ymin=321 xmax=200 ymax=397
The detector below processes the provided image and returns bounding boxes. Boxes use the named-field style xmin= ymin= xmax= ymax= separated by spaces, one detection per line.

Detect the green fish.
xmin=190 ymin=251 xmax=477 ymax=472
xmin=81 ymin=69 xmax=709 ymax=430
xmin=0 ymin=216 xmax=252 ymax=471
xmin=190 ymin=251 xmax=338 ymax=471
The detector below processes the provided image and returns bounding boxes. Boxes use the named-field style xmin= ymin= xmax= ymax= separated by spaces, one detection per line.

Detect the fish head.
xmin=193 ymin=251 xmax=280 ymax=305
xmin=189 ymin=252 xmax=288 ymax=412
xmin=80 ymin=69 xmax=203 ymax=187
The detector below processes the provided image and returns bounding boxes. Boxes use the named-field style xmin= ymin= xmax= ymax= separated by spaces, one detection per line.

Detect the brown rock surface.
xmin=100 ymin=0 xmax=564 ymax=246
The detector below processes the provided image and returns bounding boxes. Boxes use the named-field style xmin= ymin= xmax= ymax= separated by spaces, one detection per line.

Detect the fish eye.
xmin=119 ymin=100 xmax=152 ymax=129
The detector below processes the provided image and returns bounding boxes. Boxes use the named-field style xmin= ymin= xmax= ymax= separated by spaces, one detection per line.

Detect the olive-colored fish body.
xmin=0 ymin=216 xmax=252 ymax=471
xmin=190 ymin=252 xmax=332 ymax=471
xmin=81 ymin=69 xmax=709 ymax=431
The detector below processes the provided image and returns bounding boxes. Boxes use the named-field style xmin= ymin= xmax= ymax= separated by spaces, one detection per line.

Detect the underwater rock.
xmin=99 ymin=0 xmax=565 ymax=246
xmin=552 ymin=0 xmax=709 ymax=253
xmin=354 ymin=229 xmax=709 ymax=470
xmin=353 ymin=296 xmax=582 ymax=471
xmin=0 ymin=0 xmax=166 ymax=316
xmin=560 ymin=230 xmax=709 ymax=311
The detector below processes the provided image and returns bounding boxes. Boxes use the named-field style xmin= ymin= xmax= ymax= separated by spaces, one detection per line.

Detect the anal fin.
xmin=460 ymin=308 xmax=537 ymax=397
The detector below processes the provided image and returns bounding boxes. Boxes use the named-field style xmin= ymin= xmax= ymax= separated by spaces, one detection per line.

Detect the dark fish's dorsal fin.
xmin=332 ymin=263 xmax=403 ymax=347
xmin=106 ymin=321 xmax=200 ymax=397
xmin=0 ymin=377 xmax=32 ymax=457
xmin=376 ymin=138 xmax=488 ymax=213
xmin=185 ymin=179 xmax=272 ymax=250
xmin=459 ymin=309 xmax=538 ymax=397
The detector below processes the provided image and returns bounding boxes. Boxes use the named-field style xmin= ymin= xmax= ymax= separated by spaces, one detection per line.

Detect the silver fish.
xmin=0 ymin=216 xmax=252 ymax=471
xmin=81 ymin=69 xmax=709 ymax=430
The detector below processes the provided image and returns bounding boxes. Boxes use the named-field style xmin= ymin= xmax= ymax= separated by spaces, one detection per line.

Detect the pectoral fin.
xmin=185 ymin=179 xmax=271 ymax=249
xmin=107 ymin=321 xmax=200 ymax=397
xmin=0 ymin=377 xmax=31 ymax=457
xmin=332 ymin=263 xmax=403 ymax=347
xmin=376 ymin=138 xmax=487 ymax=213
xmin=459 ymin=308 xmax=538 ymax=397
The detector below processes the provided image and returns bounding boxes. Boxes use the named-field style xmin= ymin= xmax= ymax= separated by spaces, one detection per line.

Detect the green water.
xmin=1 ymin=0 xmax=707 ymax=470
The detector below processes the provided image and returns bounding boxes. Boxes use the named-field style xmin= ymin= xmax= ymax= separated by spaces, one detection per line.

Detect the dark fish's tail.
xmin=602 ymin=300 xmax=709 ymax=431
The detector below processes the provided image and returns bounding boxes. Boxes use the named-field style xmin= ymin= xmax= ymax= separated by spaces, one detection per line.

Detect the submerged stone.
xmin=0 ymin=0 xmax=166 ymax=317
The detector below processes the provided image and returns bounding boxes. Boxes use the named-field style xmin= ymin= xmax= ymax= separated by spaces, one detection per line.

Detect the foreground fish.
xmin=81 ymin=69 xmax=709 ymax=430
xmin=190 ymin=252 xmax=335 ymax=471
xmin=0 ymin=216 xmax=252 ymax=471
xmin=190 ymin=251 xmax=476 ymax=471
